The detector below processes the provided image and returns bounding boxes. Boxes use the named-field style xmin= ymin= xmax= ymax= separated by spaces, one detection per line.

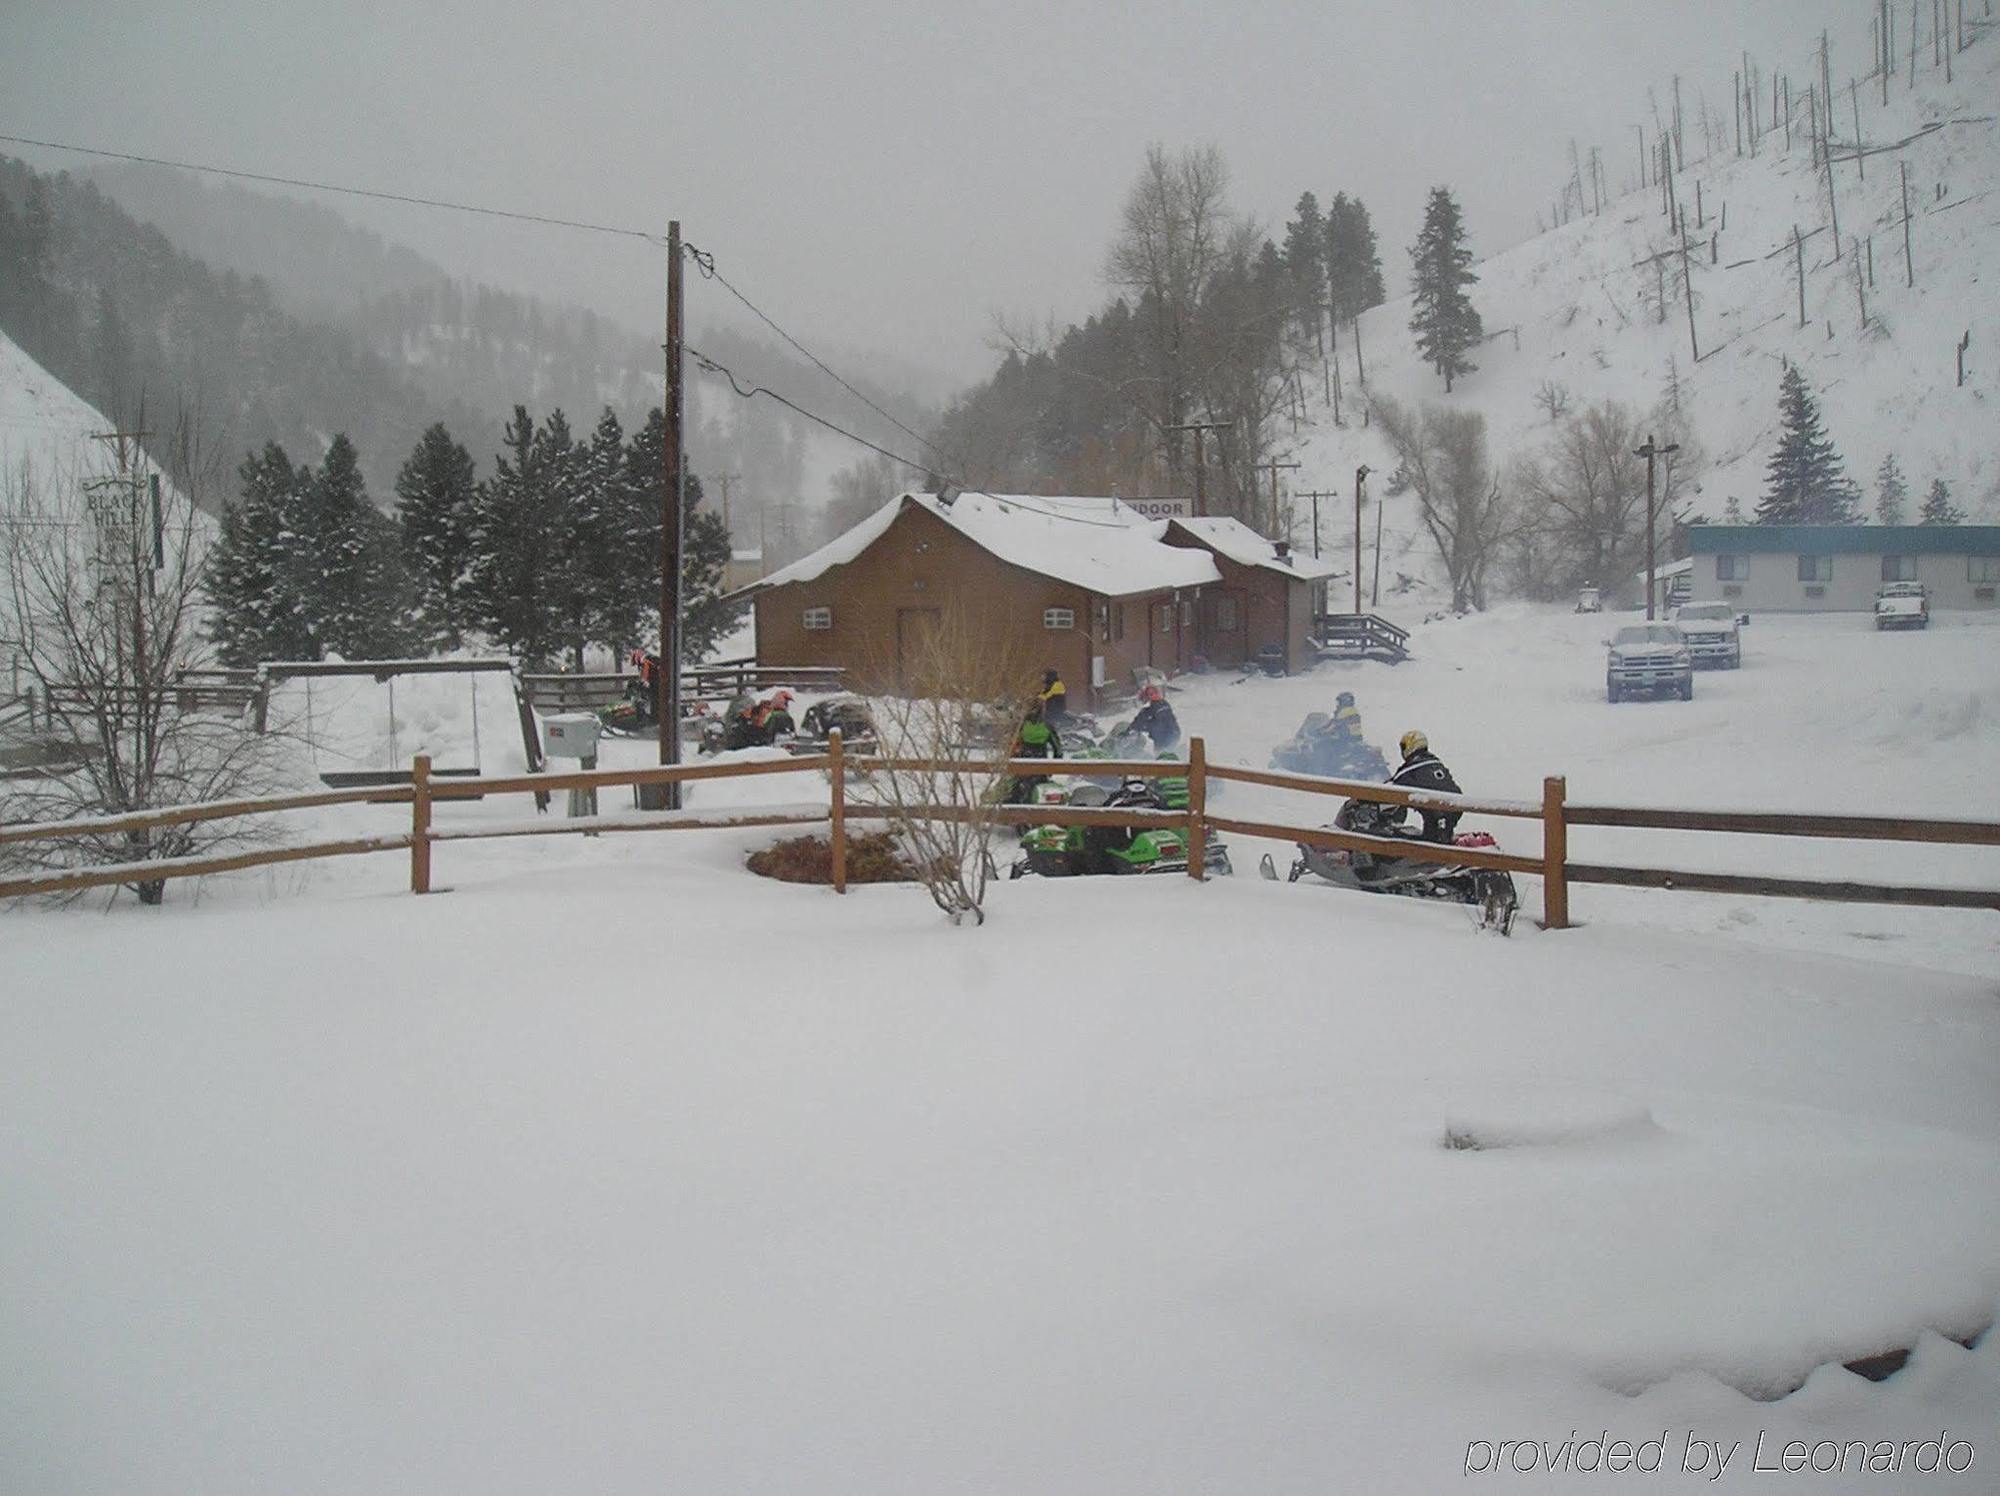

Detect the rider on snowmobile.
xmin=1004 ymin=698 xmax=1064 ymax=805
xmin=1320 ymin=691 xmax=1362 ymax=740
xmin=1125 ymin=683 xmax=1180 ymax=750
xmin=1039 ymin=668 xmax=1068 ymax=725
xmin=1386 ymin=729 xmax=1463 ymax=842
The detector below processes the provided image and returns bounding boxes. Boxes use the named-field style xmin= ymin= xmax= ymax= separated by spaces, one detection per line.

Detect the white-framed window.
xmin=1715 ymin=554 xmax=1747 ymax=581
xmin=1043 ymin=607 xmax=1075 ymax=631
xmin=802 ymin=606 xmax=832 ymax=631
xmin=1968 ymin=556 xmax=1999 ymax=583
xmin=1881 ymin=555 xmax=1917 ymax=582
xmin=1797 ymin=555 xmax=1832 ymax=582
xmin=1157 ymin=603 xmax=1174 ymax=634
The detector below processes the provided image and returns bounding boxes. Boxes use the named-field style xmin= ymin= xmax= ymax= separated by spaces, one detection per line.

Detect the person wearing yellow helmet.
xmin=1388 ymin=729 xmax=1463 ymax=842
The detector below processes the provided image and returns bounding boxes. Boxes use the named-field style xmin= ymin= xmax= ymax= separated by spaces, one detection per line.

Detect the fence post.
xmin=1542 ymin=774 xmax=1569 ymax=929
xmin=828 ymin=727 xmax=847 ymax=894
xmin=1187 ymin=736 xmax=1208 ymax=882
xmin=411 ymin=754 xmax=433 ymax=895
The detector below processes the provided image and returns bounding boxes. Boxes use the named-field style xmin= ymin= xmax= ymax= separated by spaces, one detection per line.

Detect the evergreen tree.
xmin=302 ymin=434 xmax=414 ymax=657
xmin=395 ymin=422 xmax=480 ymax=648
xmin=1281 ymin=191 xmax=1326 ymax=349
xmin=1407 ymin=187 xmax=1482 ymax=392
xmin=1919 ymin=477 xmax=1965 ymax=525
xmin=468 ymin=406 xmax=561 ymax=666
xmin=1755 ymin=365 xmax=1861 ymax=524
xmin=1874 ymin=454 xmax=1909 ymax=525
xmin=624 ymin=407 xmax=739 ymax=662
xmin=1324 ymin=192 xmax=1385 ymax=382
xmin=205 ymin=442 xmax=316 ymax=666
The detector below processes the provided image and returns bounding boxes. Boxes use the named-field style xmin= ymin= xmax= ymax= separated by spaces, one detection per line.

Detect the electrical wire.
xmin=682 ymin=240 xmax=954 ymax=472
xmin=0 ymin=132 xmax=668 ymax=244
xmin=685 ymin=346 xmax=1144 ymax=532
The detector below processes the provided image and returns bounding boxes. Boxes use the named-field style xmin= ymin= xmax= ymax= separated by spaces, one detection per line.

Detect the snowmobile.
xmin=792 ymin=693 xmax=878 ymax=755
xmin=1269 ymin=713 xmax=1390 ymax=782
xmin=597 ymin=678 xmax=662 ymax=738
xmin=1259 ymin=795 xmax=1519 ymax=934
xmin=1010 ymin=777 xmax=1232 ymax=880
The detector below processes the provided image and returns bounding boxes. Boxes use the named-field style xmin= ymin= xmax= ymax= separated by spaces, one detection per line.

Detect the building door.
xmin=895 ymin=607 xmax=941 ymax=693
xmin=1201 ymin=588 xmax=1248 ymax=665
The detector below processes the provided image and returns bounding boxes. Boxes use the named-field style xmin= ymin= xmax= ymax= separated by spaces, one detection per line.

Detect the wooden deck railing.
xmin=2 ymin=735 xmax=1995 ymax=922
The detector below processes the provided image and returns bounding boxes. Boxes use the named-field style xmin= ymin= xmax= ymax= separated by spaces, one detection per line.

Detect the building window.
xmin=1043 ymin=607 xmax=1075 ymax=631
xmin=802 ymin=606 xmax=832 ymax=631
xmin=1721 ymin=584 xmax=1744 ymax=599
xmin=1157 ymin=603 xmax=1174 ymax=634
xmin=1797 ymin=555 xmax=1832 ymax=582
xmin=1881 ymin=554 xmax=1917 ymax=582
xmin=1094 ymin=600 xmax=1109 ymax=637
xmin=1715 ymin=554 xmax=1746 ymax=581
xmin=1969 ymin=556 xmax=1999 ymax=583
xmin=1180 ymin=599 xmax=1194 ymax=627
xmin=1113 ymin=603 xmax=1126 ymax=641
xmin=1216 ymin=595 xmax=1239 ymax=631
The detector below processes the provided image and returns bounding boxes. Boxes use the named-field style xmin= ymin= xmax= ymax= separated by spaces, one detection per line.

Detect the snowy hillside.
xmin=1290 ymin=15 xmax=1999 ymax=600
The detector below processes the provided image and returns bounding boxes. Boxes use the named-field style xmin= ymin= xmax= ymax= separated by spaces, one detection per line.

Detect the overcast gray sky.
xmin=6 ymin=0 xmax=1852 ymax=392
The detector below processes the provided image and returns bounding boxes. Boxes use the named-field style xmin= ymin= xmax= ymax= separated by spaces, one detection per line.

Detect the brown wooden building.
xmin=1154 ymin=516 xmax=1339 ymax=674
xmin=735 ymin=493 xmax=1333 ymax=702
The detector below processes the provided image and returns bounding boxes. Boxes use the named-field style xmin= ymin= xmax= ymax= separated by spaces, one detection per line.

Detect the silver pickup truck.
xmin=1606 ymin=623 xmax=1694 ymax=703
xmin=1671 ymin=601 xmax=1746 ymax=668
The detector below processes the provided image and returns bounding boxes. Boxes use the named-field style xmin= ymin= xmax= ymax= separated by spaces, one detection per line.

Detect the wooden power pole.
xmin=1635 ymin=434 xmax=1680 ymax=619
xmin=654 ymin=220 xmax=687 ymax=809
xmin=1164 ymin=419 xmax=1232 ymax=518
xmin=1254 ymin=458 xmax=1300 ymax=539
xmin=1352 ymin=465 xmax=1371 ymax=616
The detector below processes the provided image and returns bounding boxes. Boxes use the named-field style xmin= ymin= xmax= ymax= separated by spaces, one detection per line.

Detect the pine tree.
xmin=1324 ymin=192 xmax=1385 ymax=382
xmin=1874 ymin=454 xmax=1909 ymax=525
xmin=1281 ymin=191 xmax=1326 ymax=350
xmin=205 ymin=442 xmax=316 ymax=666
xmin=1407 ymin=187 xmax=1482 ymax=392
xmin=1919 ymin=477 xmax=1965 ymax=525
xmin=395 ymin=422 xmax=479 ymax=649
xmin=301 ymin=434 xmax=412 ymax=658
xmin=1755 ymin=365 xmax=1861 ymax=524
xmin=468 ymin=406 xmax=560 ymax=666
xmin=624 ymin=407 xmax=739 ymax=663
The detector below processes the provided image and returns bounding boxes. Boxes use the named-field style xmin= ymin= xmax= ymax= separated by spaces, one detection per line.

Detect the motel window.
xmin=1796 ymin=555 xmax=1831 ymax=583
xmin=1715 ymin=554 xmax=1746 ymax=581
xmin=1881 ymin=555 xmax=1917 ymax=582
xmin=1043 ymin=607 xmax=1075 ymax=631
xmin=1970 ymin=557 xmax=2000 ymax=583
xmin=802 ymin=606 xmax=832 ymax=631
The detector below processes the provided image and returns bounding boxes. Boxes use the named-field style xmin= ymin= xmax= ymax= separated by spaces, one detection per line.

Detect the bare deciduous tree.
xmin=3 ymin=411 xmax=287 ymax=903
xmin=859 ymin=601 xmax=1041 ymax=926
xmin=1511 ymin=401 xmax=1649 ymax=597
xmin=1371 ymin=394 xmax=1512 ymax=613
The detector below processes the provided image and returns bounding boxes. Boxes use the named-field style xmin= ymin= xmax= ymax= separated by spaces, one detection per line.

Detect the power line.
xmin=685 ymin=347 xmax=1141 ymax=532
xmin=0 ymin=132 xmax=667 ymax=244
xmin=682 ymin=239 xmax=950 ymax=468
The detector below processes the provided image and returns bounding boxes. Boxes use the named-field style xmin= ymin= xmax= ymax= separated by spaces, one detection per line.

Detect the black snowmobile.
xmin=1259 ymin=795 xmax=1519 ymax=933
xmin=1269 ymin=713 xmax=1390 ymax=782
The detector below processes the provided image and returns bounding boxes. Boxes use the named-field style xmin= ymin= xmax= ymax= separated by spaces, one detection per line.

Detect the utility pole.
xmin=1352 ymin=465 xmax=1372 ymax=617
xmin=654 ymin=220 xmax=687 ymax=808
xmin=1902 ymin=160 xmax=1915 ymax=287
xmin=1678 ymin=226 xmax=1700 ymax=362
xmin=1164 ymin=419 xmax=1232 ymax=518
xmin=1635 ymin=434 xmax=1680 ymax=620
xmin=1371 ymin=488 xmax=1386 ymax=606
xmin=1301 ymin=491 xmax=1333 ymax=559
xmin=711 ymin=471 xmax=741 ymax=539
xmin=1254 ymin=457 xmax=1300 ymax=539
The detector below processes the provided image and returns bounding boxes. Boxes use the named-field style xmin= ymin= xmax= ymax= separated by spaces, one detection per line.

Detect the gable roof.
xmin=742 ymin=491 xmax=1220 ymax=599
xmin=1158 ymin=516 xmax=1343 ymax=583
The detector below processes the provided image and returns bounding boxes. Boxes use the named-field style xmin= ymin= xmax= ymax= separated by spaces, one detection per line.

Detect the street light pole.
xmin=1634 ymin=433 xmax=1680 ymax=619
xmin=1353 ymin=464 xmax=1372 ymax=616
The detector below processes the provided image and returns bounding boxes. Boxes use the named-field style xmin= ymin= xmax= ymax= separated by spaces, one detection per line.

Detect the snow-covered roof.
xmin=1631 ymin=556 xmax=1697 ymax=582
xmin=1158 ymin=516 xmax=1343 ymax=583
xmin=743 ymin=492 xmax=1220 ymax=598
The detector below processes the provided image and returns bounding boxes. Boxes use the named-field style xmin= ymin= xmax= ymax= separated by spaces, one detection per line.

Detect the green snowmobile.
xmin=1009 ymin=777 xmax=1232 ymax=879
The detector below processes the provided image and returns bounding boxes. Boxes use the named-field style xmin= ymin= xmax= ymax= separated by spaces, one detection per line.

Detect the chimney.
xmin=1274 ymin=540 xmax=1291 ymax=561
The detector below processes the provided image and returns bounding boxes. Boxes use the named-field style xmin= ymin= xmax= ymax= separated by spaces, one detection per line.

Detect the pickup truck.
xmin=1606 ymin=623 xmax=1694 ymax=702
xmin=1874 ymin=581 xmax=1929 ymax=630
xmin=1671 ymin=601 xmax=1746 ymax=668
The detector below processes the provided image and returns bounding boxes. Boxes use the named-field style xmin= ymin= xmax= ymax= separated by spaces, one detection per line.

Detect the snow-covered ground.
xmin=4 ymin=602 xmax=1997 ymax=1493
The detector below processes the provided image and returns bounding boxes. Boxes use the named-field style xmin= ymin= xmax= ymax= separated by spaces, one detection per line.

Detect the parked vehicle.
xmin=1574 ymin=585 xmax=1602 ymax=613
xmin=1671 ymin=601 xmax=1746 ymax=668
xmin=1874 ymin=581 xmax=1930 ymax=630
xmin=1605 ymin=623 xmax=1693 ymax=702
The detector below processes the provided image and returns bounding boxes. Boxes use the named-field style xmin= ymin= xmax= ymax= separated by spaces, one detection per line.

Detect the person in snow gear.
xmin=1317 ymin=691 xmax=1362 ymax=741
xmin=725 ymin=689 xmax=796 ymax=749
xmin=1039 ymin=668 xmax=1068 ymax=724
xmin=1004 ymin=698 xmax=1063 ymax=805
xmin=1124 ymin=683 xmax=1180 ymax=751
xmin=1387 ymin=729 xmax=1462 ymax=842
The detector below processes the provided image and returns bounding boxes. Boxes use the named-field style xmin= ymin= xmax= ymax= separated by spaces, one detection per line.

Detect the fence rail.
xmin=2 ymin=735 xmax=1995 ymax=920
